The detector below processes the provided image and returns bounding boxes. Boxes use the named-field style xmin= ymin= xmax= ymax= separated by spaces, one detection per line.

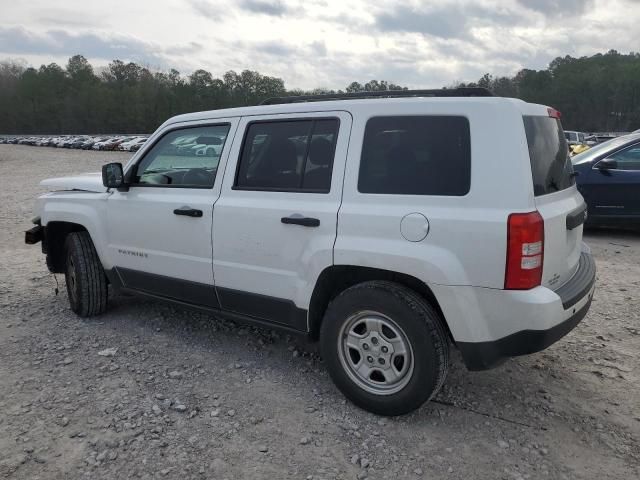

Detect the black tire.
xmin=64 ymin=231 xmax=108 ymax=317
xmin=320 ymin=281 xmax=449 ymax=416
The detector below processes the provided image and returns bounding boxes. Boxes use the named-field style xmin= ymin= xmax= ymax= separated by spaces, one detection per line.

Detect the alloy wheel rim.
xmin=337 ymin=310 xmax=414 ymax=395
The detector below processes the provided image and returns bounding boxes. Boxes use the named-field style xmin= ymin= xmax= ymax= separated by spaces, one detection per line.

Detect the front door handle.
xmin=173 ymin=207 xmax=203 ymax=218
xmin=281 ymin=215 xmax=320 ymax=227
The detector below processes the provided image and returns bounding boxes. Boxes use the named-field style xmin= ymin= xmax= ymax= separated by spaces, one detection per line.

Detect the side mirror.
xmin=102 ymin=162 xmax=124 ymax=188
xmin=596 ymin=158 xmax=618 ymax=170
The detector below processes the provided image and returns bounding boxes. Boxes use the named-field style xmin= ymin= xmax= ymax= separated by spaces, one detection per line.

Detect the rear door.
xmin=212 ymin=111 xmax=351 ymax=330
xmin=523 ymin=114 xmax=583 ymax=290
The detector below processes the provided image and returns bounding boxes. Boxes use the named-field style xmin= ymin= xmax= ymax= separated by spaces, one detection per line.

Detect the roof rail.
xmin=260 ymin=87 xmax=493 ymax=105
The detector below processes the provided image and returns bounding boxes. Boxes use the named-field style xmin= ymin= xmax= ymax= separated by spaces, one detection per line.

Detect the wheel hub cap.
xmin=338 ymin=311 xmax=414 ymax=395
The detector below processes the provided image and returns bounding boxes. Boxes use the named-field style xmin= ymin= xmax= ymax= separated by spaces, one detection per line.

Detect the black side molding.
xmin=216 ymin=287 xmax=308 ymax=331
xmin=115 ymin=267 xmax=220 ymax=309
xmin=566 ymin=203 xmax=588 ymax=230
xmin=106 ymin=267 xmax=308 ymax=333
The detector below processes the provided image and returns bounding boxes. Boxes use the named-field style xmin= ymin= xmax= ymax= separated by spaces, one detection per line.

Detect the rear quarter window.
xmin=358 ymin=116 xmax=471 ymax=196
xmin=523 ymin=116 xmax=575 ymax=196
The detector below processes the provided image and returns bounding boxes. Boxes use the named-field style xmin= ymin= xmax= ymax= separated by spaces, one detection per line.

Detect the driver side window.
xmin=606 ymin=144 xmax=640 ymax=171
xmin=134 ymin=124 xmax=230 ymax=188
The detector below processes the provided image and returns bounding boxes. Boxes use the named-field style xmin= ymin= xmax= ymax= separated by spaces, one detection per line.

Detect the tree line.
xmin=1 ymin=50 xmax=639 ymax=134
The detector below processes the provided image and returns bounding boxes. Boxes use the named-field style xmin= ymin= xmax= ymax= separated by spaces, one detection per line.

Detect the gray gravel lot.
xmin=0 ymin=144 xmax=639 ymax=479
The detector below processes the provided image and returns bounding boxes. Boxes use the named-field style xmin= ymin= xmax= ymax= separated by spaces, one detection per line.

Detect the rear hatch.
xmin=523 ymin=113 xmax=583 ymax=292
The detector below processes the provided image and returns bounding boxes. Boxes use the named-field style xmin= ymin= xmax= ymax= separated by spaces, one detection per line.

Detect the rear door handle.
xmin=173 ymin=207 xmax=203 ymax=218
xmin=281 ymin=215 xmax=320 ymax=227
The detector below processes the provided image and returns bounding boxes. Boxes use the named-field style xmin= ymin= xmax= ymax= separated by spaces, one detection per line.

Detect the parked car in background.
xmin=584 ymin=135 xmax=599 ymax=146
xmin=94 ymin=137 xmax=121 ymax=150
xmin=565 ymin=130 xmax=587 ymax=146
xmin=118 ymin=137 xmax=147 ymax=151
xmin=80 ymin=137 xmax=99 ymax=150
xmin=572 ymin=132 xmax=640 ymax=226
xmin=69 ymin=137 xmax=88 ymax=148
xmin=103 ymin=137 xmax=129 ymax=151
xmin=62 ymin=137 xmax=76 ymax=148
xmin=130 ymin=141 xmax=145 ymax=152
xmin=92 ymin=138 xmax=111 ymax=150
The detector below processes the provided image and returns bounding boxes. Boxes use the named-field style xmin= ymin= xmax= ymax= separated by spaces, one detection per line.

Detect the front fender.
xmin=39 ymin=192 xmax=111 ymax=268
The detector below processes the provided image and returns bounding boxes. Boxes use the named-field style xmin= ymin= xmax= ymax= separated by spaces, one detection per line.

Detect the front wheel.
xmin=320 ymin=281 xmax=449 ymax=416
xmin=64 ymin=231 xmax=108 ymax=317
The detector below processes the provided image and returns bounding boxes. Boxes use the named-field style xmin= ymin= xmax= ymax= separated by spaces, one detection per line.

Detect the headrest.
xmin=308 ymin=137 xmax=333 ymax=167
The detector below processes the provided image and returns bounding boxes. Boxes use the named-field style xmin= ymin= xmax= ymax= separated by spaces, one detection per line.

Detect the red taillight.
xmin=547 ymin=107 xmax=561 ymax=119
xmin=505 ymin=211 xmax=544 ymax=290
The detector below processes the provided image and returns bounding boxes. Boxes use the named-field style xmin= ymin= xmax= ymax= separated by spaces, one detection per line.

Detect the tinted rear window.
xmin=358 ymin=116 xmax=471 ymax=195
xmin=235 ymin=119 xmax=339 ymax=192
xmin=523 ymin=116 xmax=575 ymax=196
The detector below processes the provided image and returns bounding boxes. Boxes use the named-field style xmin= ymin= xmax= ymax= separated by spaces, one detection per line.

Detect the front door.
xmin=212 ymin=111 xmax=352 ymax=330
xmin=589 ymin=142 xmax=640 ymax=218
xmin=105 ymin=120 xmax=238 ymax=307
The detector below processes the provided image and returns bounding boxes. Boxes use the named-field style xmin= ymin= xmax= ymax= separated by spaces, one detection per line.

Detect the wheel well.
xmin=308 ymin=265 xmax=453 ymax=342
xmin=44 ymin=222 xmax=88 ymax=273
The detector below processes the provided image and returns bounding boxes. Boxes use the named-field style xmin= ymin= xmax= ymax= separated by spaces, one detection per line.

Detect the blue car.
xmin=572 ymin=133 xmax=640 ymax=226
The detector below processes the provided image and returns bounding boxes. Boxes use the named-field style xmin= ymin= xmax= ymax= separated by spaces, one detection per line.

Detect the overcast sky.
xmin=2 ymin=0 xmax=639 ymax=89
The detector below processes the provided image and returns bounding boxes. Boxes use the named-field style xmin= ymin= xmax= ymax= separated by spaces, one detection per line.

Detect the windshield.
xmin=523 ymin=116 xmax=575 ymax=196
xmin=572 ymin=134 xmax=640 ymax=165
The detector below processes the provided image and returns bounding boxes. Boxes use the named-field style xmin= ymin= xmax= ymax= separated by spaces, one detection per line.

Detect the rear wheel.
xmin=320 ymin=281 xmax=449 ymax=416
xmin=64 ymin=232 xmax=108 ymax=317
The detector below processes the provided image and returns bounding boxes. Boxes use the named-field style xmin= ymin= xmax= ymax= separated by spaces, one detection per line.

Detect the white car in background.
xmin=92 ymin=138 xmax=117 ymax=150
xmin=118 ymin=137 xmax=147 ymax=151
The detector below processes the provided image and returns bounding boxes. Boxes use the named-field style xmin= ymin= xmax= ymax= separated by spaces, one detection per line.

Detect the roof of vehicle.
xmin=163 ymin=93 xmax=548 ymax=128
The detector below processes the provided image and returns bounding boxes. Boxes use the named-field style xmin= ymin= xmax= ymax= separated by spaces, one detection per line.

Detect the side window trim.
xmin=127 ymin=122 xmax=232 ymax=189
xmin=232 ymin=116 xmax=340 ymax=194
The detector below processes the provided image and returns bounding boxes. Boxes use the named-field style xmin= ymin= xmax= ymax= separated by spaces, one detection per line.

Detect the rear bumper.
xmin=432 ymin=249 xmax=596 ymax=371
xmin=458 ymin=294 xmax=592 ymax=370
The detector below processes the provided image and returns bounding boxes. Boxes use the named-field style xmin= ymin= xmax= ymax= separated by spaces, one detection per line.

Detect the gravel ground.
xmin=0 ymin=144 xmax=639 ymax=480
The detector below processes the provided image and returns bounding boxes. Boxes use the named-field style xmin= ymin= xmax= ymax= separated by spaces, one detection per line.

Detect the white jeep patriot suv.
xmin=26 ymin=88 xmax=596 ymax=415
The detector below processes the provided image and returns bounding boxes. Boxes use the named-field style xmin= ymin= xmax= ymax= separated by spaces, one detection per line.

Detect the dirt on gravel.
xmin=0 ymin=144 xmax=639 ymax=480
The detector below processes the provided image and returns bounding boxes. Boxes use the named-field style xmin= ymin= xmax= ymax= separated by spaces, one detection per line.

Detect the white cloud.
xmin=1 ymin=0 xmax=639 ymax=89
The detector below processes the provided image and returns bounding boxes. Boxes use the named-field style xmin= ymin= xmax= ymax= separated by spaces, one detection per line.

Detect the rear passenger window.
xmin=235 ymin=119 xmax=339 ymax=192
xmin=358 ymin=116 xmax=471 ymax=195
